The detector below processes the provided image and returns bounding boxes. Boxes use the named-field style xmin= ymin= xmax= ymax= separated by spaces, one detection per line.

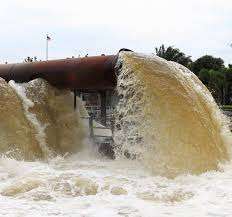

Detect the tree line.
xmin=155 ymin=45 xmax=232 ymax=105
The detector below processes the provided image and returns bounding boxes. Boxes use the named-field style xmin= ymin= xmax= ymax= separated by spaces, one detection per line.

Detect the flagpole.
xmin=46 ymin=34 xmax=48 ymax=61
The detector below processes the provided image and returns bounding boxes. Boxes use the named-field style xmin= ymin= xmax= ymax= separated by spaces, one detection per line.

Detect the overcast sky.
xmin=0 ymin=0 xmax=231 ymax=65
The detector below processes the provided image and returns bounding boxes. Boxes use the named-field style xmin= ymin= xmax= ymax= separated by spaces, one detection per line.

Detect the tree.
xmin=198 ymin=68 xmax=232 ymax=105
xmin=191 ymin=55 xmax=224 ymax=74
xmin=154 ymin=44 xmax=192 ymax=68
xmin=223 ymin=67 xmax=232 ymax=104
xmin=24 ymin=56 xmax=38 ymax=63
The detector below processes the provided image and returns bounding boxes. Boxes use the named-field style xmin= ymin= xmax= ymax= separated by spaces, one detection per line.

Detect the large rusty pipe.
xmin=0 ymin=55 xmax=118 ymax=91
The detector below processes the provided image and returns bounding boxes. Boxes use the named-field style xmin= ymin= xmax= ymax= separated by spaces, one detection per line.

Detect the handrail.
xmin=80 ymin=115 xmax=113 ymax=139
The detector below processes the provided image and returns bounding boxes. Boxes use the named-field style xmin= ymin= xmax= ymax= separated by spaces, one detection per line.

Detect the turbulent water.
xmin=0 ymin=52 xmax=231 ymax=217
xmin=114 ymin=52 xmax=231 ymax=177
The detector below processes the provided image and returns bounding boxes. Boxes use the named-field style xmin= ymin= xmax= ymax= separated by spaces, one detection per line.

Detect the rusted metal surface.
xmin=0 ymin=55 xmax=118 ymax=91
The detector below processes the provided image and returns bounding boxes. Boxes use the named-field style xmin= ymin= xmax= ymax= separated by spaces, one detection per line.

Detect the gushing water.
xmin=114 ymin=52 xmax=231 ymax=177
xmin=0 ymin=53 xmax=231 ymax=217
xmin=9 ymin=80 xmax=52 ymax=158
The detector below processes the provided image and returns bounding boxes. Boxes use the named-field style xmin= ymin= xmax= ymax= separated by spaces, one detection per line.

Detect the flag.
xmin=47 ymin=35 xmax=51 ymax=41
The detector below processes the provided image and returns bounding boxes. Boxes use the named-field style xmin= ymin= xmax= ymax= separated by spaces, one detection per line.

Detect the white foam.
xmin=114 ymin=52 xmax=232 ymax=176
xmin=0 ymin=155 xmax=232 ymax=217
xmin=9 ymin=80 xmax=52 ymax=158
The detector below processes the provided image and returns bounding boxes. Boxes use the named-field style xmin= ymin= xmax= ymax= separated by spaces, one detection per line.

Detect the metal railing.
xmin=80 ymin=115 xmax=113 ymax=140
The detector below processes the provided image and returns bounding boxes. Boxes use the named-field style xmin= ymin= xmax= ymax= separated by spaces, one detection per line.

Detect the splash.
xmin=0 ymin=78 xmax=42 ymax=160
xmin=0 ymin=53 xmax=230 ymax=178
xmin=114 ymin=52 xmax=231 ymax=177
xmin=9 ymin=80 xmax=52 ymax=158
xmin=0 ymin=78 xmax=87 ymax=160
xmin=20 ymin=79 xmax=87 ymax=155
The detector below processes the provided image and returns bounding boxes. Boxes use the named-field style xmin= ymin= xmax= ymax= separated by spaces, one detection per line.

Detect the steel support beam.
xmin=100 ymin=91 xmax=107 ymax=126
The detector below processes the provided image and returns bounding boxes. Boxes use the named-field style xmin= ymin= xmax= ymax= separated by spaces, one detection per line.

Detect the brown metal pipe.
xmin=0 ymin=55 xmax=118 ymax=91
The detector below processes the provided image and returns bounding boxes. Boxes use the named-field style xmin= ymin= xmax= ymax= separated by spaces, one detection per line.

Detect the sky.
xmin=0 ymin=0 xmax=231 ymax=65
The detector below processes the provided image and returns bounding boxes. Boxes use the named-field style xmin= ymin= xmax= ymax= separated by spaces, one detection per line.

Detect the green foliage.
xmin=198 ymin=67 xmax=232 ymax=105
xmin=155 ymin=44 xmax=231 ymax=105
xmin=154 ymin=44 xmax=192 ymax=67
xmin=222 ymin=105 xmax=232 ymax=111
xmin=191 ymin=55 xmax=224 ymax=74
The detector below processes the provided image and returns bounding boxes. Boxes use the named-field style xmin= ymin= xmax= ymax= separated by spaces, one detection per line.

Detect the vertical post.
xmin=46 ymin=36 xmax=48 ymax=61
xmin=100 ymin=91 xmax=107 ymax=126
xmin=89 ymin=113 xmax=94 ymax=138
xmin=108 ymin=91 xmax=114 ymax=134
xmin=76 ymin=91 xmax=81 ymax=97
xmin=73 ymin=89 xmax=77 ymax=110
